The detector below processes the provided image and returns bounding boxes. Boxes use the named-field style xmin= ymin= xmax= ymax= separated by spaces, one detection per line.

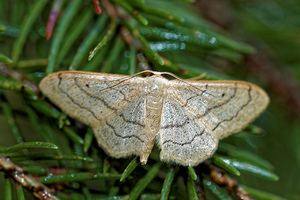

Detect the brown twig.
xmin=208 ymin=164 xmax=254 ymax=200
xmin=0 ymin=63 xmax=40 ymax=94
xmin=101 ymin=0 xmax=118 ymax=18
xmin=120 ymin=26 xmax=134 ymax=45
xmin=0 ymin=155 xmax=59 ymax=200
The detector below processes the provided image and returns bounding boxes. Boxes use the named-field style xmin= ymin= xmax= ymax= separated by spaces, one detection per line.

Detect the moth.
xmin=40 ymin=70 xmax=269 ymax=166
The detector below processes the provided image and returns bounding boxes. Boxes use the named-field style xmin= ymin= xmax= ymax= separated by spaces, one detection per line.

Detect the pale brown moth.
xmin=40 ymin=71 xmax=269 ymax=166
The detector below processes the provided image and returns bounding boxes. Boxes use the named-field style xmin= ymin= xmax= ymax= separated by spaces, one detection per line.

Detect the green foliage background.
xmin=0 ymin=0 xmax=299 ymax=199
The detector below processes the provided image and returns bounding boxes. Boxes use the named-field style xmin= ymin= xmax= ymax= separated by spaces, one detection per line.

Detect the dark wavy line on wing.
xmin=183 ymin=83 xmax=208 ymax=107
xmin=161 ymin=118 xmax=190 ymax=129
xmin=198 ymin=83 xmax=238 ymax=118
xmin=106 ymin=121 xmax=144 ymax=143
xmin=119 ymin=112 xmax=145 ymax=127
xmin=74 ymin=77 xmax=118 ymax=111
xmin=75 ymin=77 xmax=147 ymax=127
xmin=162 ymin=129 xmax=205 ymax=145
xmin=212 ymin=85 xmax=252 ymax=131
xmin=58 ymin=73 xmax=100 ymax=120
xmin=163 ymin=84 xmax=238 ymax=130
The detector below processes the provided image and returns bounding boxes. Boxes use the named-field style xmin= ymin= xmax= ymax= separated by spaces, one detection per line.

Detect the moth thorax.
xmin=145 ymin=76 xmax=166 ymax=133
xmin=145 ymin=76 xmax=166 ymax=109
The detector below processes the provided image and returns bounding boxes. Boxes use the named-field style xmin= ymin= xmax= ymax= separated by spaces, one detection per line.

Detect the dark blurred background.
xmin=194 ymin=1 xmax=300 ymax=199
